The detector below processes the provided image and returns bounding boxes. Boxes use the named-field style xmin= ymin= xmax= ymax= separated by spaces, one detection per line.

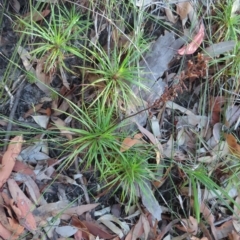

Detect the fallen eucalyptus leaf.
xmin=203 ymin=41 xmax=236 ymax=58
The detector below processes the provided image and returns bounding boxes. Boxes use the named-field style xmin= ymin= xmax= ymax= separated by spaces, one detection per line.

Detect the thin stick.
xmin=3 ymin=77 xmax=26 ymax=152
xmin=74 ymin=156 xmax=91 ymax=204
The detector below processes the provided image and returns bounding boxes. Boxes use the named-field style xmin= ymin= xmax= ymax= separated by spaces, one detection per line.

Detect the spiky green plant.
xmin=79 ymin=41 xmax=150 ymax=109
xmin=104 ymin=144 xmax=160 ymax=205
xmin=15 ymin=4 xmax=88 ymax=73
xmin=57 ymin=98 xmax=124 ymax=173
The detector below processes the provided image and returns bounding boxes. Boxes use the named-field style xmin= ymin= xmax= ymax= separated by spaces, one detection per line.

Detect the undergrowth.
xmin=0 ymin=0 xmax=240 ymax=229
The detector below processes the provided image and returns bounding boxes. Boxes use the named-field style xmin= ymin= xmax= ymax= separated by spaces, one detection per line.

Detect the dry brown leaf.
xmin=13 ymin=160 xmax=35 ymax=177
xmin=120 ymin=133 xmax=143 ymax=152
xmin=135 ymin=121 xmax=163 ymax=154
xmin=57 ymin=203 xmax=99 ymax=218
xmin=24 ymin=103 xmax=43 ymax=118
xmin=178 ymin=23 xmax=205 ymax=55
xmin=0 ymin=222 xmax=18 ymax=240
xmin=33 ymin=201 xmax=70 ymax=222
xmin=229 ymin=230 xmax=240 ymax=240
xmin=15 ymin=197 xmax=37 ymax=232
xmin=97 ymin=214 xmax=129 ymax=238
xmin=7 ymin=179 xmax=34 ymax=210
xmin=156 ymin=219 xmax=179 ymax=240
xmin=209 ymin=96 xmax=225 ymax=124
xmin=1 ymin=192 xmax=12 ymax=208
xmin=51 ymin=116 xmax=73 ymax=140
xmin=225 ymin=133 xmax=240 ymax=157
xmin=83 ymin=220 xmax=115 ymax=239
xmin=36 ymin=57 xmax=52 ymax=88
xmin=165 ymin=7 xmax=177 ymax=23
xmin=200 ymin=202 xmax=218 ymax=240
xmin=74 ymin=230 xmax=83 ymax=240
xmin=7 ymin=217 xmax=24 ymax=236
xmin=0 ymin=136 xmax=23 ymax=188
xmin=71 ymin=216 xmax=90 ymax=240
xmin=0 ymin=194 xmax=12 ymax=232
xmin=176 ymin=216 xmax=198 ymax=235
xmin=131 ymin=216 xmax=144 ymax=240
xmin=176 ymin=2 xmax=193 ymax=20
xmin=60 ymin=65 xmax=70 ymax=90
xmin=215 ymin=220 xmax=235 ymax=239
xmin=52 ymin=96 xmax=71 ymax=116
xmin=23 ymin=175 xmax=43 ymax=205
xmin=209 ymin=96 xmax=225 ymax=112
xmin=38 ymin=107 xmax=52 ymax=116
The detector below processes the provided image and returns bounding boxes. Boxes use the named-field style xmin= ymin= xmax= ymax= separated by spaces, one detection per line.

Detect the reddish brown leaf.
xmin=7 ymin=217 xmax=24 ymax=236
xmin=83 ymin=220 xmax=115 ymax=239
xmin=12 ymin=160 xmax=35 ymax=178
xmin=209 ymin=96 xmax=225 ymax=112
xmin=0 ymin=194 xmax=12 ymax=232
xmin=0 ymin=136 xmax=23 ymax=188
xmin=0 ymin=222 xmax=18 ymax=240
xmin=13 ymin=197 xmax=37 ymax=232
xmin=120 ymin=133 xmax=143 ymax=152
xmin=178 ymin=23 xmax=205 ymax=55
xmin=7 ymin=179 xmax=34 ymax=209
xmin=24 ymin=103 xmax=43 ymax=118
xmin=72 ymin=216 xmax=90 ymax=240
xmin=225 ymin=133 xmax=240 ymax=157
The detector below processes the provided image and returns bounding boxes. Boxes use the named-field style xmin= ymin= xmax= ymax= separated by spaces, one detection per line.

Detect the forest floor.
xmin=0 ymin=0 xmax=240 ymax=239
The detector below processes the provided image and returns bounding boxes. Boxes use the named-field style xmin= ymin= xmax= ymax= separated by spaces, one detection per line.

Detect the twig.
xmin=3 ymin=77 xmax=26 ymax=152
xmin=4 ymin=85 xmax=14 ymax=110
xmin=74 ymin=155 xmax=91 ymax=204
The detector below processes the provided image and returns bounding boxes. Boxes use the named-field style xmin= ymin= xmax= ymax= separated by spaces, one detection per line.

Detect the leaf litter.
xmin=1 ymin=0 xmax=240 ymax=239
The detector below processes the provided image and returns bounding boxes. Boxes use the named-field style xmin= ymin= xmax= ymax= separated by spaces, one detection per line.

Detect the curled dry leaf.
xmin=82 ymin=220 xmax=115 ymax=239
xmin=120 ymin=133 xmax=143 ymax=152
xmin=7 ymin=179 xmax=34 ymax=210
xmin=225 ymin=133 xmax=240 ymax=157
xmin=200 ymin=202 xmax=218 ymax=240
xmin=52 ymin=95 xmax=72 ymax=116
xmin=176 ymin=2 xmax=193 ymax=20
xmin=57 ymin=203 xmax=99 ymax=219
xmin=209 ymin=96 xmax=225 ymax=124
xmin=51 ymin=116 xmax=73 ymax=140
xmin=178 ymin=23 xmax=205 ymax=55
xmin=209 ymin=96 xmax=225 ymax=112
xmin=176 ymin=216 xmax=198 ymax=235
xmin=15 ymin=197 xmax=37 ymax=232
xmin=127 ymin=214 xmax=150 ymax=240
xmin=8 ymin=217 xmax=25 ymax=236
xmin=98 ymin=214 xmax=130 ymax=238
xmin=0 ymin=194 xmax=24 ymax=238
xmin=32 ymin=201 xmax=70 ymax=222
xmin=12 ymin=160 xmax=35 ymax=177
xmin=24 ymin=103 xmax=43 ymax=118
xmin=0 ymin=222 xmax=18 ymax=240
xmin=135 ymin=121 xmax=163 ymax=154
xmin=71 ymin=216 xmax=90 ymax=240
xmin=0 ymin=136 xmax=23 ymax=188
xmin=7 ymin=179 xmax=36 ymax=232
xmin=165 ymin=7 xmax=177 ymax=23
